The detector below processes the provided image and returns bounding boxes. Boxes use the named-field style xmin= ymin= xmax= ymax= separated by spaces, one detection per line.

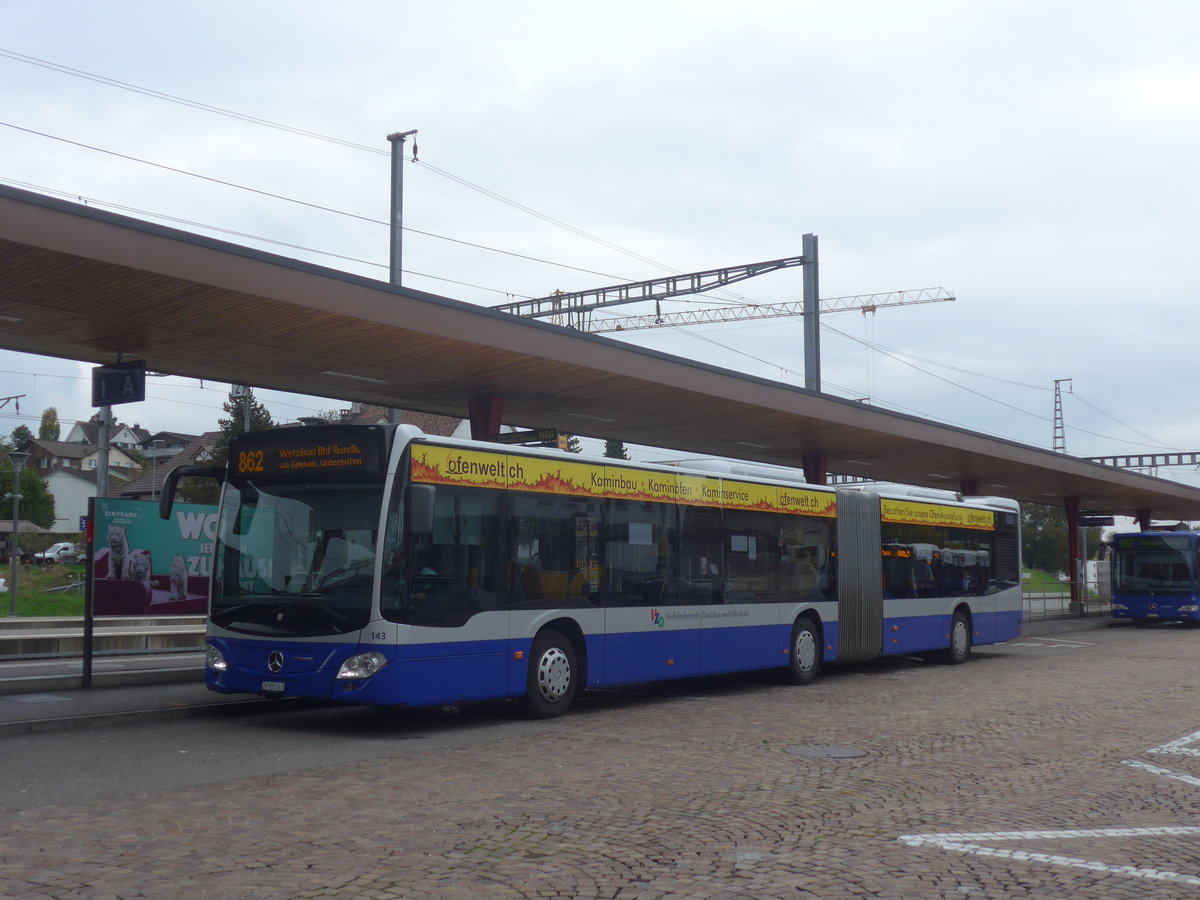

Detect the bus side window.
xmin=509 ymin=493 xmax=601 ymax=608
xmin=605 ymin=499 xmax=676 ymax=607
xmin=679 ymin=505 xmax=723 ymax=605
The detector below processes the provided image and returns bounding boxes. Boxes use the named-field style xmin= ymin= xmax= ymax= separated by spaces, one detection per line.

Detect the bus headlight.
xmin=206 ymin=645 xmax=228 ymax=672
xmin=1180 ymin=605 xmax=1199 ymax=613
xmin=1111 ymin=603 xmax=1127 ymax=611
xmin=337 ymin=651 xmax=388 ymax=680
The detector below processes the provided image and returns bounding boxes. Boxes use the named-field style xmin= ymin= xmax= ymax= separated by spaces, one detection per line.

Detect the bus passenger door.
xmin=603 ymin=497 xmax=699 ymax=683
xmin=401 ymin=485 xmax=512 ymax=707
xmin=835 ymin=490 xmax=883 ymax=663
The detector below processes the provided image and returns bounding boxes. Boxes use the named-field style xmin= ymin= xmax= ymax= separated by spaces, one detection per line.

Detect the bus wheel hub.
xmin=537 ymin=648 xmax=571 ymax=701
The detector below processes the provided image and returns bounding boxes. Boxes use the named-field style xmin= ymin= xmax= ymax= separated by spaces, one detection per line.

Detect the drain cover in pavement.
xmin=3 ymin=693 xmax=73 ymax=704
xmin=785 ymin=744 xmax=866 ymax=758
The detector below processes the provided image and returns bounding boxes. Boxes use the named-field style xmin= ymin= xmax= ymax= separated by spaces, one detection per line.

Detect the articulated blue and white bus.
xmin=161 ymin=423 xmax=1023 ymax=717
xmin=1111 ymin=531 xmax=1200 ymax=625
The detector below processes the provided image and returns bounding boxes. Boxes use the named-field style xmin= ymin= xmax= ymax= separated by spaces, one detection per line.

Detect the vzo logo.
xmin=650 ymin=609 xmax=666 ymax=628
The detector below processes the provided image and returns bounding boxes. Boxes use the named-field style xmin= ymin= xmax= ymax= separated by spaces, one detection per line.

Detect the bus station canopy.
xmin=3 ymin=183 xmax=1200 ymax=522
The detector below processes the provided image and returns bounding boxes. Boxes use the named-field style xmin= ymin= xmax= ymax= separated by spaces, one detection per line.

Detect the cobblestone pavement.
xmin=4 ymin=625 xmax=1200 ymax=898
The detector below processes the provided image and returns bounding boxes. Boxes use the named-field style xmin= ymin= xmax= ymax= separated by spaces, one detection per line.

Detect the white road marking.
xmin=1146 ymin=726 xmax=1200 ymax=757
xmin=1121 ymin=759 xmax=1200 ymax=787
xmin=1005 ymin=638 xmax=1092 ymax=650
xmin=899 ymin=725 xmax=1200 ymax=886
xmin=897 ymin=829 xmax=1200 ymax=887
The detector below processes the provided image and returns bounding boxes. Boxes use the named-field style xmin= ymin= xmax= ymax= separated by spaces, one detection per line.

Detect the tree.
xmin=1020 ymin=502 xmax=1102 ymax=574
xmin=565 ymin=434 xmax=582 ymax=453
xmin=219 ymin=386 xmax=274 ymax=438
xmin=0 ymin=461 xmax=56 ymax=530
xmin=181 ymin=387 xmax=275 ymax=504
xmin=603 ymin=439 xmax=630 ymax=460
xmin=38 ymin=407 xmax=60 ymax=441
xmin=10 ymin=424 xmax=33 ymax=448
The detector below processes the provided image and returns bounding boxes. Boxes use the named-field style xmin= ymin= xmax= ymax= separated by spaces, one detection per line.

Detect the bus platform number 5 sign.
xmin=91 ymin=360 xmax=147 ymax=406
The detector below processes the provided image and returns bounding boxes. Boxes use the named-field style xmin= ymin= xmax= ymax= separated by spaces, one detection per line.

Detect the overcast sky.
xmin=3 ymin=1 xmax=1199 ymax=487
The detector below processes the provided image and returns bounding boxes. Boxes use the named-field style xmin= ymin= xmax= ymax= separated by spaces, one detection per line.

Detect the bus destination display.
xmin=231 ymin=425 xmax=387 ymax=483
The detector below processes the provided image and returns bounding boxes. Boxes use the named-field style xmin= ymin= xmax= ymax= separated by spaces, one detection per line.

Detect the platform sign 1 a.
xmin=91 ymin=360 xmax=146 ymax=406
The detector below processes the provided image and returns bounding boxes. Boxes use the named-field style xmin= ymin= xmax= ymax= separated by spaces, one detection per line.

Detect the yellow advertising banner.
xmin=779 ymin=486 xmax=838 ymax=517
xmin=510 ymin=455 xmax=598 ymax=497
xmin=411 ymin=443 xmax=839 ymax=517
xmin=410 ymin=445 xmax=515 ymax=490
xmin=881 ymin=498 xmax=995 ymax=531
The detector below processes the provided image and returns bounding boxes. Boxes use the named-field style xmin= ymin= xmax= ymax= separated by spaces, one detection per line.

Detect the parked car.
xmin=36 ymin=542 xmax=79 ymax=564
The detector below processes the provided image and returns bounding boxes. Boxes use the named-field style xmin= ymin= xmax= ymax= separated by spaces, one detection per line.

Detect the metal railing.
xmin=1023 ymin=580 xmax=1111 ymax=621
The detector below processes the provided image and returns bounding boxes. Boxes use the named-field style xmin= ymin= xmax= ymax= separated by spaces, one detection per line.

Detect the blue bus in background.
xmin=1111 ymin=531 xmax=1200 ymax=625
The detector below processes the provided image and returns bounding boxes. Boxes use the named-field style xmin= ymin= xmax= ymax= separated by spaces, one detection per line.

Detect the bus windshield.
xmin=211 ymin=480 xmax=381 ymax=636
xmin=1113 ymin=535 xmax=1196 ymax=596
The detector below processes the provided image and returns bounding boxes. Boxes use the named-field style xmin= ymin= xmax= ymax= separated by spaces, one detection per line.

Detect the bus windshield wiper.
xmin=211 ymin=602 xmax=273 ymax=621
xmin=289 ymin=602 xmax=351 ymax=625
xmin=211 ymin=600 xmax=351 ymax=634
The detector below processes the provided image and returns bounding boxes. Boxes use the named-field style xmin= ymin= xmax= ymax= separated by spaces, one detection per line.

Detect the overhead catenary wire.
xmin=822 ymin=322 xmax=1188 ymax=452
xmin=0 ymin=176 xmax=534 ymax=300
xmin=0 ymin=365 xmax=351 ymax=426
xmin=0 ymin=47 xmax=762 ymax=303
xmin=0 ymin=49 xmax=671 ymax=272
xmin=0 ymin=47 xmax=1178 ymax=457
xmin=1070 ymin=390 xmax=1166 ymax=447
xmin=0 ymin=123 xmax=635 ymax=285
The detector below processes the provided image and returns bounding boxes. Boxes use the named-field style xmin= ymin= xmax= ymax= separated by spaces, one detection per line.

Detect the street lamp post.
xmin=6 ymin=450 xmax=30 ymax=616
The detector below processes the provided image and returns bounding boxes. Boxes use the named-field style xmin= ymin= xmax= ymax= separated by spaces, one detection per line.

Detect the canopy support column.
xmin=468 ymin=396 xmax=503 ymax=442
xmin=802 ymin=452 xmax=827 ymax=485
xmin=1064 ymin=496 xmax=1082 ymax=612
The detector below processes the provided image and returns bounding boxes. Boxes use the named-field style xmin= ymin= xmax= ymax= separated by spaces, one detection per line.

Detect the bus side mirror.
xmin=160 ymin=465 xmax=226 ymax=519
xmin=406 ymin=484 xmax=436 ymax=536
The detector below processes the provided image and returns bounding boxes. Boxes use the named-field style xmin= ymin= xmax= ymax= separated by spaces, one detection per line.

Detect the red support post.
xmin=802 ymin=452 xmax=828 ymax=485
xmin=468 ymin=396 xmax=503 ymax=442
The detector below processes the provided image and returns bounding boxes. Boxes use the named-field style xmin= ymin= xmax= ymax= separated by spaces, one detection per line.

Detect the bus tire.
xmin=786 ymin=616 xmax=821 ymax=685
xmin=523 ymin=629 xmax=577 ymax=718
xmin=942 ymin=610 xmax=971 ymax=664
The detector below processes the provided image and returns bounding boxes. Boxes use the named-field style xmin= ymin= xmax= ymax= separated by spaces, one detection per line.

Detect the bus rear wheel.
xmin=942 ymin=610 xmax=972 ymax=664
xmin=786 ymin=616 xmax=821 ymax=685
xmin=523 ymin=629 xmax=578 ymax=718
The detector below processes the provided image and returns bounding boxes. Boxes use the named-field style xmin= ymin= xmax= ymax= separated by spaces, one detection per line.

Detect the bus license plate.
xmin=261 ymin=680 xmax=286 ymax=692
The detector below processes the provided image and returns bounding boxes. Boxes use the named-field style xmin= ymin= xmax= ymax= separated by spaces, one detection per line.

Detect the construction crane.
xmin=493 ymin=255 xmax=809 ymax=330
xmin=584 ymin=287 xmax=954 ymax=334
xmin=494 ymin=241 xmax=949 ymax=391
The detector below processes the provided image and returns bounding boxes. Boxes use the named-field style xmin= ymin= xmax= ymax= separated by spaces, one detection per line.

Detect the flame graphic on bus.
xmin=650 ymin=609 xmax=666 ymax=628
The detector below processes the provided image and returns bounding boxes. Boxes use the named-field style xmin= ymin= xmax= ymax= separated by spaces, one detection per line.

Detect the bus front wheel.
xmin=786 ymin=617 xmax=821 ymax=685
xmin=524 ymin=629 xmax=578 ymax=718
